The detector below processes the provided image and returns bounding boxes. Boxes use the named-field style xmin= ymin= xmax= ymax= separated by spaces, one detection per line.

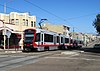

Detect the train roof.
xmin=24 ymin=28 xmax=69 ymax=37
xmin=36 ymin=28 xmax=59 ymax=35
xmin=36 ymin=29 xmax=70 ymax=38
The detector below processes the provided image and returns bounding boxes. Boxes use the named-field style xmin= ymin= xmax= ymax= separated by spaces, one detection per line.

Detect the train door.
xmin=41 ymin=32 xmax=44 ymax=45
xmin=57 ymin=36 xmax=60 ymax=44
xmin=54 ymin=35 xmax=57 ymax=45
xmin=63 ymin=37 xmax=65 ymax=44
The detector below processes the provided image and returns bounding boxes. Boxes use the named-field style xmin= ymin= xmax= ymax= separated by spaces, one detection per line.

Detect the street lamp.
xmin=38 ymin=19 xmax=47 ymax=29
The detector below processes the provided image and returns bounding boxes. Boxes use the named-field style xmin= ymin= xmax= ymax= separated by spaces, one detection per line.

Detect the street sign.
xmin=6 ymin=31 xmax=11 ymax=38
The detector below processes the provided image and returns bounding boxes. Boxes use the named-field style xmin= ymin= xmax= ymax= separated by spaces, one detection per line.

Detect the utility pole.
xmin=73 ymin=27 xmax=75 ymax=39
xmin=72 ymin=27 xmax=75 ymax=47
xmin=3 ymin=3 xmax=6 ymax=50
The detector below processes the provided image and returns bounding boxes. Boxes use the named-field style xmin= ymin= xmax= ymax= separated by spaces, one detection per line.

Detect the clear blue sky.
xmin=0 ymin=0 xmax=100 ymax=34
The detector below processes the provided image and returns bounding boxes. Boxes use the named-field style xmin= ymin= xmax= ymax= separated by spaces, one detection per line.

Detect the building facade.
xmin=70 ymin=32 xmax=97 ymax=45
xmin=0 ymin=12 xmax=36 ymax=31
xmin=42 ymin=23 xmax=70 ymax=37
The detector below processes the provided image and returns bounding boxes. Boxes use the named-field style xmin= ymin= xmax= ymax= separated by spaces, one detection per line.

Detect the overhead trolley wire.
xmin=24 ymin=0 xmax=99 ymax=26
xmin=23 ymin=0 xmax=70 ymax=24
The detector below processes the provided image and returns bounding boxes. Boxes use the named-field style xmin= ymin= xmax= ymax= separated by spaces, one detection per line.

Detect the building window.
xmin=11 ymin=19 xmax=14 ymax=24
xmin=31 ymin=21 xmax=33 ymax=27
xmin=23 ymin=19 xmax=25 ymax=26
xmin=26 ymin=20 xmax=28 ymax=26
xmin=31 ymin=21 xmax=36 ymax=27
xmin=34 ymin=22 xmax=36 ymax=27
xmin=16 ymin=19 xmax=19 ymax=24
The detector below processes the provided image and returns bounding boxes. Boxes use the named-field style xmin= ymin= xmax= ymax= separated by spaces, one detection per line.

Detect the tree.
xmin=93 ymin=14 xmax=100 ymax=34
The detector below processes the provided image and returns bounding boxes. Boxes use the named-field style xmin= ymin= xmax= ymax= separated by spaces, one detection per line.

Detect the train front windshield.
xmin=24 ymin=34 xmax=34 ymax=42
xmin=24 ymin=30 xmax=35 ymax=43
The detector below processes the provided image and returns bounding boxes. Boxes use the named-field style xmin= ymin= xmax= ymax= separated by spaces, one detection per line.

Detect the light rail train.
xmin=23 ymin=28 xmax=83 ymax=51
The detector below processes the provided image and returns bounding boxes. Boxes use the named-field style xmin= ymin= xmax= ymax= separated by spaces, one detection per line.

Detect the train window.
xmin=35 ymin=33 xmax=40 ymax=42
xmin=44 ymin=34 xmax=53 ymax=42
xmin=61 ymin=37 xmax=63 ymax=43
xmin=65 ymin=38 xmax=69 ymax=43
xmin=57 ymin=36 xmax=59 ymax=43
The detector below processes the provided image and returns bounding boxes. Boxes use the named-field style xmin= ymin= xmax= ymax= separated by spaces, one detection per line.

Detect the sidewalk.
xmin=0 ymin=49 xmax=22 ymax=54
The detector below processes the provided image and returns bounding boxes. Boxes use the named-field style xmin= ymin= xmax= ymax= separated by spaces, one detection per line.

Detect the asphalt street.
xmin=0 ymin=51 xmax=60 ymax=71
xmin=2 ymin=48 xmax=100 ymax=71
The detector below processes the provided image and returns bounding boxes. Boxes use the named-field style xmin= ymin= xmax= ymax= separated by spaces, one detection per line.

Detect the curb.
xmin=0 ymin=50 xmax=22 ymax=54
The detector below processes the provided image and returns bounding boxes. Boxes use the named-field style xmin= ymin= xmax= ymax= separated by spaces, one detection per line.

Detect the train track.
xmin=0 ymin=50 xmax=61 ymax=71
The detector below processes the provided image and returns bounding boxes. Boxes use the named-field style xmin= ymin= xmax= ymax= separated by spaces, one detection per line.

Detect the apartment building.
xmin=42 ymin=23 xmax=70 ymax=37
xmin=0 ymin=12 xmax=36 ymax=31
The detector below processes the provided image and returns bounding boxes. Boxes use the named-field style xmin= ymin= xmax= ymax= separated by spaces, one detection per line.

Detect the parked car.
xmin=93 ymin=44 xmax=100 ymax=48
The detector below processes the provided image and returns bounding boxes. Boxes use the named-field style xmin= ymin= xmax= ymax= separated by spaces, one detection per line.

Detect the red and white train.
xmin=23 ymin=28 xmax=83 ymax=51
